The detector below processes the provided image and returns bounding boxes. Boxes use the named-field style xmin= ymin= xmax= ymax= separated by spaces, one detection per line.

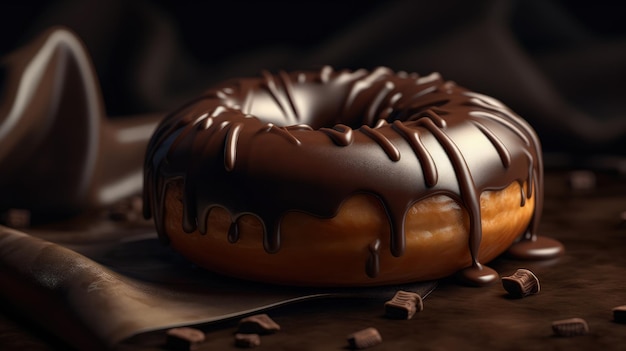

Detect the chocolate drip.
xmin=470 ymin=111 xmax=531 ymax=146
xmin=144 ymin=66 xmax=562 ymax=285
xmin=224 ymin=122 xmax=243 ymax=171
xmin=264 ymin=124 xmax=301 ymax=145
xmin=518 ymin=180 xmax=527 ymax=207
xmin=365 ymin=81 xmax=395 ymax=126
xmin=524 ymin=150 xmax=534 ymax=202
xmin=320 ymin=124 xmax=353 ymax=146
xmin=366 ymin=239 xmax=381 ymax=278
xmin=319 ymin=65 xmax=333 ymax=83
xmin=472 ymin=121 xmax=511 ymax=168
xmin=414 ymin=114 xmax=498 ymax=284
xmin=228 ymin=219 xmax=239 ymax=243
xmin=342 ymin=67 xmax=391 ymax=117
xmin=285 ymin=124 xmax=313 ymax=131
xmin=374 ymin=119 xmax=389 ymax=129
xmin=265 ymin=218 xmax=281 ymax=254
xmin=391 ymin=120 xmax=438 ymax=187
xmin=359 ymin=125 xmax=401 ymax=161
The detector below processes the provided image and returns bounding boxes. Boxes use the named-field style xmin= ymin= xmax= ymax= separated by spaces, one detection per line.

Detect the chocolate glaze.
xmin=144 ymin=66 xmax=563 ymax=286
xmin=507 ymin=236 xmax=564 ymax=260
xmin=0 ymin=27 xmax=163 ymax=219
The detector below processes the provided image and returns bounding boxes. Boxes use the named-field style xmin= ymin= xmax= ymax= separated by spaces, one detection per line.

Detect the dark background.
xmin=0 ymin=2 xmax=625 ymax=350
xmin=1 ymin=0 xmax=625 ymax=159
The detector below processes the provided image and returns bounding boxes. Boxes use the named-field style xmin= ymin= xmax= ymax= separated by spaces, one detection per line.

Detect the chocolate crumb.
xmin=612 ymin=305 xmax=626 ymax=324
xmin=237 ymin=314 xmax=280 ymax=335
xmin=384 ymin=290 xmax=423 ymax=319
xmin=234 ymin=333 xmax=261 ymax=348
xmin=347 ymin=327 xmax=382 ymax=349
xmin=165 ymin=327 xmax=205 ymax=350
xmin=551 ymin=318 xmax=589 ymax=337
xmin=501 ymin=269 xmax=540 ymax=298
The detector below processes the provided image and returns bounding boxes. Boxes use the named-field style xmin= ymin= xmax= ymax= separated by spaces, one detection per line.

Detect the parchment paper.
xmin=0 ymin=220 xmax=436 ymax=350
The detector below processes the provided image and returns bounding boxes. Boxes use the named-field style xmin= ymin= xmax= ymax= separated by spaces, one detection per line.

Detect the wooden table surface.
xmin=1 ymin=168 xmax=625 ymax=351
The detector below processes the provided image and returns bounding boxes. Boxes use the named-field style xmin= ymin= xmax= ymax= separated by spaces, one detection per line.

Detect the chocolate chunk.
xmin=237 ymin=314 xmax=280 ymax=334
xmin=165 ymin=327 xmax=205 ymax=350
xmin=613 ymin=305 xmax=626 ymax=324
xmin=234 ymin=333 xmax=261 ymax=348
xmin=501 ymin=269 xmax=540 ymax=298
xmin=551 ymin=318 xmax=589 ymax=337
xmin=347 ymin=327 xmax=382 ymax=349
xmin=384 ymin=290 xmax=424 ymax=319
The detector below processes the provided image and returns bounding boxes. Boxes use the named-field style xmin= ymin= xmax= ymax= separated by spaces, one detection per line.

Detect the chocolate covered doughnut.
xmin=143 ymin=66 xmax=563 ymax=287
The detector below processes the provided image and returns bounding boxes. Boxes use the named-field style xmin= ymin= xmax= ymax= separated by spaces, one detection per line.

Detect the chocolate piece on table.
xmin=237 ymin=314 xmax=280 ymax=335
xmin=165 ymin=327 xmax=206 ymax=351
xmin=551 ymin=318 xmax=589 ymax=337
xmin=347 ymin=327 xmax=382 ymax=349
xmin=384 ymin=290 xmax=424 ymax=319
xmin=234 ymin=333 xmax=261 ymax=348
xmin=612 ymin=305 xmax=626 ymax=324
xmin=501 ymin=269 xmax=540 ymax=298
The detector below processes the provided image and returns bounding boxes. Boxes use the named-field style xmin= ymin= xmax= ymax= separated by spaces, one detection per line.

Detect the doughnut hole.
xmin=162 ymin=181 xmax=534 ymax=287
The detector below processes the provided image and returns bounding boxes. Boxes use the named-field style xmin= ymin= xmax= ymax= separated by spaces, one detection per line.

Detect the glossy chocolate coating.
xmin=144 ymin=66 xmax=560 ymax=285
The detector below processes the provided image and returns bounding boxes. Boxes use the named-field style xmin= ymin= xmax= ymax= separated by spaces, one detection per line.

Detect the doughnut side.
xmin=162 ymin=180 xmax=534 ymax=287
